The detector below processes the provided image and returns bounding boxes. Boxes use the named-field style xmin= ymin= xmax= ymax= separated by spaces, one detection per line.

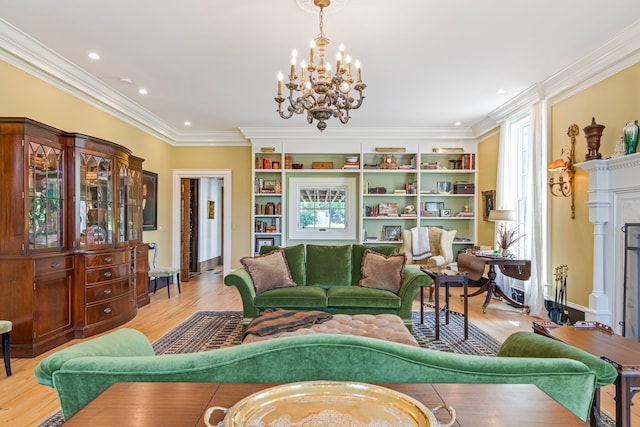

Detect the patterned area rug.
xmin=38 ymin=309 xmax=613 ymax=426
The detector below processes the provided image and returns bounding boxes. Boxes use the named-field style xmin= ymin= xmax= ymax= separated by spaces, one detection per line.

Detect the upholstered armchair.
xmin=400 ymin=227 xmax=457 ymax=268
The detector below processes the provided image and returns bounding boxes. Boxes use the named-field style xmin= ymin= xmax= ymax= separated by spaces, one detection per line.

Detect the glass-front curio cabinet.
xmin=0 ymin=118 xmax=147 ymax=357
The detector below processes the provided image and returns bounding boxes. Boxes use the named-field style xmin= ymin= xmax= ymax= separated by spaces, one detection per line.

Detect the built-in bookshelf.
xmin=250 ymin=143 xmax=477 ymax=255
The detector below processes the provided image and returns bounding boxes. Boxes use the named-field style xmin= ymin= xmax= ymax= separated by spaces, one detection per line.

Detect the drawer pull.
xmin=103 ymin=288 xmax=112 ymax=295
xmin=104 ymin=271 xmax=112 ymax=278
xmin=51 ymin=262 xmax=60 ymax=269
xmin=105 ymin=256 xmax=112 ymax=263
xmin=103 ymin=307 xmax=112 ymax=314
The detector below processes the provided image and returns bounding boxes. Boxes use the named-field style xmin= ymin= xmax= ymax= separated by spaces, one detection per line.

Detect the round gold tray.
xmin=204 ymin=381 xmax=455 ymax=427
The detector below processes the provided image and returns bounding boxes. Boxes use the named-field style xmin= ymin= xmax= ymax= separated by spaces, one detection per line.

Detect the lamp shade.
xmin=488 ymin=209 xmax=516 ymax=222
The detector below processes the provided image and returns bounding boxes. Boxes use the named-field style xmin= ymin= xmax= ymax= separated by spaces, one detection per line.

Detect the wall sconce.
xmin=548 ymin=124 xmax=577 ymax=219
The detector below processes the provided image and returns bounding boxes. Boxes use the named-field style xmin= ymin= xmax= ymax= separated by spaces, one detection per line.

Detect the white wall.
xmin=198 ymin=178 xmax=223 ymax=263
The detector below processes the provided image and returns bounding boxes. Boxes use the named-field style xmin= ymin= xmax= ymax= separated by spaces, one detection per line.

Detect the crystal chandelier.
xmin=275 ymin=0 xmax=366 ymax=131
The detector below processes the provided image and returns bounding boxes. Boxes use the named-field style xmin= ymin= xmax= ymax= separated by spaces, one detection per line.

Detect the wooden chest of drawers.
xmin=74 ymin=248 xmax=137 ymax=338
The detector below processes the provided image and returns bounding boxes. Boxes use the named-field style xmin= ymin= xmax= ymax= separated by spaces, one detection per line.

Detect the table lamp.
xmin=488 ymin=209 xmax=521 ymax=257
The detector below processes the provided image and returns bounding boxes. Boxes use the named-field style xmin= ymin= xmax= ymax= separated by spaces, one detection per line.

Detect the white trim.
xmin=172 ymin=169 xmax=233 ymax=276
xmin=288 ymin=177 xmax=357 ymax=241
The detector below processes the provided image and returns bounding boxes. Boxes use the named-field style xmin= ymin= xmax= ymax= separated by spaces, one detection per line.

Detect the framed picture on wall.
xmin=142 ymin=170 xmax=158 ymax=231
xmin=208 ymin=200 xmax=215 ymax=219
xmin=482 ymin=190 xmax=495 ymax=221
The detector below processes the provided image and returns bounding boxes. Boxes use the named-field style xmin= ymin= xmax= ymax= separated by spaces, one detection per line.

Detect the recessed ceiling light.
xmin=88 ymin=52 xmax=100 ymax=60
xmin=138 ymin=88 xmax=148 ymax=95
xmin=454 ymin=122 xmax=462 ymax=127
xmin=497 ymin=89 xmax=506 ymax=95
xmin=119 ymin=77 xmax=133 ymax=84
xmin=184 ymin=121 xmax=191 ymax=126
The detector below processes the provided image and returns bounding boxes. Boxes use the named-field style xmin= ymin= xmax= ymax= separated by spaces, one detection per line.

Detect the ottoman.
xmin=242 ymin=313 xmax=418 ymax=346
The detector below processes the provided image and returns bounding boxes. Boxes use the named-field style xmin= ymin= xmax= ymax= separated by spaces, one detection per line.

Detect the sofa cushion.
xmin=327 ymin=286 xmax=401 ymax=309
xmin=351 ymin=244 xmax=398 ymax=285
xmin=306 ymin=244 xmax=352 ymax=287
xmin=254 ymin=286 xmax=328 ymax=309
xmin=358 ymin=250 xmax=406 ymax=294
xmin=241 ymin=249 xmax=296 ymax=295
xmin=260 ymin=244 xmax=306 ymax=285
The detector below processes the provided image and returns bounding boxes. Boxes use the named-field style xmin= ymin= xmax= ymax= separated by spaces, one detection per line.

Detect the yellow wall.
xmin=0 ymin=60 xmax=252 ymax=268
xmin=171 ymin=146 xmax=252 ymax=267
xmin=550 ymin=61 xmax=640 ymax=306
xmin=477 ymin=132 xmax=499 ymax=247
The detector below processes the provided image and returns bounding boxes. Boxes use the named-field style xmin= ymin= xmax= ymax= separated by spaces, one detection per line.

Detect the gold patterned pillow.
xmin=241 ymin=249 xmax=296 ymax=295
xmin=358 ymin=249 xmax=406 ymax=294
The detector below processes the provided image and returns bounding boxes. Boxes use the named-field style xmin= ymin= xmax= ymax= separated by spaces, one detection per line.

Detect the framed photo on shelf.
xmin=378 ymin=202 xmax=398 ymax=216
xmin=482 ymin=190 xmax=496 ymax=221
xmin=440 ymin=209 xmax=452 ymax=217
xmin=424 ymin=201 xmax=444 ymax=216
xmin=383 ymin=225 xmax=402 ymax=241
xmin=437 ymin=181 xmax=452 ymax=194
xmin=142 ymin=170 xmax=158 ymax=231
xmin=255 ymin=237 xmax=275 ymax=253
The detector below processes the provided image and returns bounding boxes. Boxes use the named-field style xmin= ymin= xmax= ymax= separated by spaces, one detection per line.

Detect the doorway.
xmin=172 ymin=170 xmax=232 ymax=277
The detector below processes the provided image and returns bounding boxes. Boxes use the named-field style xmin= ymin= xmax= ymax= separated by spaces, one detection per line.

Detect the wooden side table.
xmin=533 ymin=322 xmax=640 ymax=427
xmin=421 ymin=267 xmax=469 ymax=340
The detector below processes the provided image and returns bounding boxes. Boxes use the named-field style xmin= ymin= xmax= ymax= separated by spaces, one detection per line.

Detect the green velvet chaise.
xmin=224 ymin=244 xmax=431 ymax=330
xmin=35 ymin=329 xmax=616 ymax=422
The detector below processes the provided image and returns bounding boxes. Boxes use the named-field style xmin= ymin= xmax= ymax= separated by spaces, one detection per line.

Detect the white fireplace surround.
xmin=576 ymin=152 xmax=640 ymax=333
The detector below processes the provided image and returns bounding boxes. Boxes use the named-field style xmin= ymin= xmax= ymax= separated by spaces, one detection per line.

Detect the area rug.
xmin=38 ymin=310 xmax=614 ymax=426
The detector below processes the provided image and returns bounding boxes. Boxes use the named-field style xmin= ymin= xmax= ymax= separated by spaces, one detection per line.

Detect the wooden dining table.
xmin=62 ymin=382 xmax=587 ymax=426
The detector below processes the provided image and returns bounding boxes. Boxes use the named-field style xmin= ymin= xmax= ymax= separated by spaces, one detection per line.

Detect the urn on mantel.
xmin=583 ymin=117 xmax=605 ymax=161
xmin=623 ymin=119 xmax=639 ymax=155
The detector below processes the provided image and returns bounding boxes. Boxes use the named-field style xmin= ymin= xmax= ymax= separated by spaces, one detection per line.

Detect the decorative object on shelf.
xmin=488 ymin=209 xmax=524 ymax=257
xmin=275 ymin=0 xmax=366 ymax=131
xmin=380 ymin=154 xmax=398 ymax=169
xmin=312 ymin=161 xmax=334 ymax=169
xmin=440 ymin=209 xmax=452 ymax=217
xmin=583 ymin=117 xmax=605 ymax=160
xmin=481 ymin=190 xmax=495 ymax=221
xmin=432 ymin=147 xmax=464 ymax=153
xmin=612 ymin=136 xmax=626 ymax=158
xmin=383 ymin=225 xmax=402 ymax=241
xmin=623 ymin=119 xmax=639 ymax=155
xmin=548 ymin=123 xmax=577 ymax=219
xmin=260 ymin=147 xmax=276 ymax=153
xmin=437 ymin=181 xmax=452 ymax=194
xmin=375 ymin=147 xmax=406 ymax=153
xmin=292 ymin=163 xmax=304 ymax=169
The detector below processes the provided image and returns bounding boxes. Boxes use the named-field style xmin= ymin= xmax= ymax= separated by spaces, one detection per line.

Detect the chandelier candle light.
xmin=275 ymin=0 xmax=366 ymax=131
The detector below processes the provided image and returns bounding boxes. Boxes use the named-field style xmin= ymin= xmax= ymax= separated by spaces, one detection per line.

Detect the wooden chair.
xmin=1 ymin=320 xmax=12 ymax=376
xmin=148 ymin=243 xmax=181 ymax=298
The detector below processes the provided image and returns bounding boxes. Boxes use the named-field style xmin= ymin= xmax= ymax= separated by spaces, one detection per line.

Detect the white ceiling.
xmin=1 ymin=0 xmax=640 ymax=143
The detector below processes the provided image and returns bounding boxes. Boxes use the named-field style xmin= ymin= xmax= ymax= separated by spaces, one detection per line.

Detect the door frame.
xmin=172 ymin=169 xmax=232 ymax=276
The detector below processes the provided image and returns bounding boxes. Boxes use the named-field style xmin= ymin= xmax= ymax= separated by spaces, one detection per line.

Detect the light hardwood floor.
xmin=0 ymin=271 xmax=634 ymax=426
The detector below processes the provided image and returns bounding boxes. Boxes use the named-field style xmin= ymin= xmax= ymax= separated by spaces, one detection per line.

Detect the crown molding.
xmin=173 ymin=130 xmax=249 ymax=146
xmin=477 ymin=20 xmax=640 ymax=134
xmin=239 ymin=127 xmax=476 ymax=143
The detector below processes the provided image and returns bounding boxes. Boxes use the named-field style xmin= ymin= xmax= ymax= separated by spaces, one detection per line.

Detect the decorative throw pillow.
xmin=358 ymin=249 xmax=406 ymax=294
xmin=241 ymin=249 xmax=296 ymax=295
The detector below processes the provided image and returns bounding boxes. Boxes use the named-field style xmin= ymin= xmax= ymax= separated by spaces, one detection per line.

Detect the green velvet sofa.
xmin=224 ymin=244 xmax=431 ymax=330
xmin=35 ymin=329 xmax=616 ymax=422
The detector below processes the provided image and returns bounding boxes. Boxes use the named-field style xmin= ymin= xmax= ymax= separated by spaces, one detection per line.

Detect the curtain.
xmin=526 ymin=101 xmax=547 ymax=317
xmin=495 ymin=103 xmax=547 ymax=317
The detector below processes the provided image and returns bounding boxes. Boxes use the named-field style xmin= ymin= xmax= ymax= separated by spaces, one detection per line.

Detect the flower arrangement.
xmin=497 ymin=223 xmax=525 ymax=256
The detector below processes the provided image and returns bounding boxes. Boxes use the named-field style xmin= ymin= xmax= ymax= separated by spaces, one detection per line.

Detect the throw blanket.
xmin=411 ymin=226 xmax=431 ymax=260
xmin=244 ymin=309 xmax=333 ymax=338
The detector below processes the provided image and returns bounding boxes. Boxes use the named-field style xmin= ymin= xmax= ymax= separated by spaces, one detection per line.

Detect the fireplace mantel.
xmin=576 ymin=152 xmax=640 ymax=332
